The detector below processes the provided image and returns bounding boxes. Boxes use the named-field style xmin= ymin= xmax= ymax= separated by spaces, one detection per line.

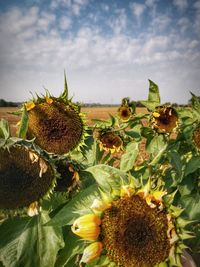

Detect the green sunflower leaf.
xmin=18 ymin=105 xmax=29 ymax=139
xmin=191 ymin=93 xmax=200 ymax=115
xmin=46 ymin=184 xmax=99 ymax=227
xmin=184 ymin=156 xmax=200 ymax=176
xmin=87 ymin=164 xmax=128 ymax=192
xmin=140 ymin=80 xmax=161 ymax=111
xmin=180 ymin=193 xmax=200 ymax=221
xmin=54 ymin=228 xmax=84 ymax=267
xmin=148 ymin=79 xmax=160 ymax=103
xmin=146 ymin=134 xmax=167 ymax=165
xmin=0 ymin=212 xmax=64 ymax=267
xmin=139 ymin=100 xmax=160 ymax=111
xmin=120 ymin=141 xmax=139 ymax=172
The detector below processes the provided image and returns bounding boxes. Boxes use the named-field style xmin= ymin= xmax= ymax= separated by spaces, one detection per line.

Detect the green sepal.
xmin=18 ymin=105 xmax=29 ymax=139
xmin=60 ymin=70 xmax=68 ymax=102
xmin=179 ymin=231 xmax=194 ymax=240
xmin=0 ymin=119 xmax=10 ymax=139
xmin=170 ymin=205 xmax=184 ymax=217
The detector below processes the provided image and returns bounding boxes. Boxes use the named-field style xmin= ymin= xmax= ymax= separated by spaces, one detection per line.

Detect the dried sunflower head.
xmin=71 ymin=182 xmax=192 ymax=266
xmin=0 ymin=142 xmax=56 ymax=213
xmin=151 ymin=106 xmax=178 ymax=134
xmin=118 ymin=97 xmax=135 ymax=121
xmin=98 ymin=131 xmax=123 ymax=153
xmin=118 ymin=105 xmax=132 ymax=121
xmin=18 ymin=76 xmax=87 ymax=155
xmin=54 ymin=159 xmax=80 ymax=192
xmin=192 ymin=124 xmax=200 ymax=150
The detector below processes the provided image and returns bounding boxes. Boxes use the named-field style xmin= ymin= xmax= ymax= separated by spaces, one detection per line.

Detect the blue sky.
xmin=0 ymin=0 xmax=199 ymax=104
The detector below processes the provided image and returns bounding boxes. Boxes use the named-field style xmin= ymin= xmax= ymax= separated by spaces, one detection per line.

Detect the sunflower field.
xmin=0 ymin=76 xmax=200 ymax=267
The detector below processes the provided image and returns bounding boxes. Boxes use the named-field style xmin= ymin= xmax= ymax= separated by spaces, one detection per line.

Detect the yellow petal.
xmin=153 ymin=112 xmax=160 ymax=118
xmin=46 ymin=97 xmax=53 ymax=104
xmin=120 ymin=185 xmax=135 ymax=198
xmin=81 ymin=242 xmax=103 ymax=263
xmin=39 ymin=158 xmax=48 ymax=177
xmin=27 ymin=201 xmax=40 ymax=217
xmin=71 ymin=214 xmax=101 ymax=241
xmin=25 ymin=102 xmax=35 ymax=111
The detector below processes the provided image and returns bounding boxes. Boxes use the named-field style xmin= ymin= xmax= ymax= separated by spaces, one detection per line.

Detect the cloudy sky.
xmin=0 ymin=0 xmax=199 ymax=104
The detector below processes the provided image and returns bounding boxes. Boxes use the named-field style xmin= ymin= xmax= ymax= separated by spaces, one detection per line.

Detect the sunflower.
xmin=54 ymin=159 xmax=80 ymax=192
xmin=118 ymin=106 xmax=132 ymax=121
xmin=192 ymin=124 xmax=200 ymax=150
xmin=19 ymin=76 xmax=87 ymax=155
xmin=71 ymin=183 xmax=191 ymax=266
xmin=151 ymin=106 xmax=178 ymax=134
xmin=98 ymin=131 xmax=123 ymax=154
xmin=118 ymin=97 xmax=135 ymax=121
xmin=0 ymin=142 xmax=56 ymax=213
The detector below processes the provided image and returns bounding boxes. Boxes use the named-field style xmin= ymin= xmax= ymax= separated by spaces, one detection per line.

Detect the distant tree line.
xmin=0 ymin=99 xmax=21 ymax=107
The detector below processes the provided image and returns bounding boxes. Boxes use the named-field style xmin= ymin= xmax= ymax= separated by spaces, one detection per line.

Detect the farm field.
xmin=0 ymin=106 xmax=147 ymax=135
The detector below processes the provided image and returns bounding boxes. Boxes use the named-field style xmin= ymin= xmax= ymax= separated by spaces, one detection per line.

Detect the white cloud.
xmin=173 ymin=0 xmax=188 ymax=11
xmin=177 ymin=17 xmax=190 ymax=33
xmin=50 ymin=0 xmax=88 ymax=15
xmin=108 ymin=9 xmax=127 ymax=35
xmin=101 ymin=3 xmax=109 ymax=12
xmin=59 ymin=16 xmax=72 ymax=30
xmin=130 ymin=3 xmax=146 ymax=20
xmin=150 ymin=14 xmax=171 ymax=32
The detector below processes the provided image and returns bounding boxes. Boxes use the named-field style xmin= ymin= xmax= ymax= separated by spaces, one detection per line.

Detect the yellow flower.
xmin=99 ymin=132 xmax=123 ymax=154
xmin=71 ymin=214 xmax=101 ymax=241
xmin=151 ymin=106 xmax=178 ymax=134
xmin=118 ymin=106 xmax=132 ymax=121
xmin=80 ymin=242 xmax=103 ymax=263
xmin=25 ymin=101 xmax=35 ymax=111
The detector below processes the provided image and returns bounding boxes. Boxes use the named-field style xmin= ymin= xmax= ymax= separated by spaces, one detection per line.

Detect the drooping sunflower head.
xmin=151 ymin=106 xmax=178 ymax=134
xmin=54 ymin=159 xmax=80 ymax=192
xmin=19 ymin=76 xmax=87 ymax=155
xmin=192 ymin=124 xmax=200 ymax=150
xmin=25 ymin=99 xmax=85 ymax=155
xmin=0 ymin=142 xmax=56 ymax=212
xmin=118 ymin=97 xmax=135 ymax=121
xmin=118 ymin=105 xmax=132 ymax=121
xmin=71 ymin=182 xmax=191 ymax=266
xmin=98 ymin=131 xmax=123 ymax=153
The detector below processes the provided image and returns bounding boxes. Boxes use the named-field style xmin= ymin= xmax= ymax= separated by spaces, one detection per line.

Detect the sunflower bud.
xmin=80 ymin=242 xmax=103 ymax=263
xmin=71 ymin=214 xmax=101 ymax=241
